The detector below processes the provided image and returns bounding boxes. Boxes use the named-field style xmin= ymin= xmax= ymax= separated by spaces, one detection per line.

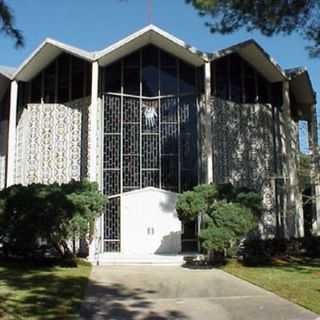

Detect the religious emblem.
xmin=144 ymin=104 xmax=158 ymax=128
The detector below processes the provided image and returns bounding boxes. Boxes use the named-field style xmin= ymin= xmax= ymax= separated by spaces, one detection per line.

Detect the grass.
xmin=222 ymin=257 xmax=320 ymax=314
xmin=0 ymin=258 xmax=92 ymax=320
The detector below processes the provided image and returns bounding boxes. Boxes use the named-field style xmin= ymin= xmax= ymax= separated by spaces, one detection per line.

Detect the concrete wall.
xmin=209 ymin=96 xmax=303 ymax=238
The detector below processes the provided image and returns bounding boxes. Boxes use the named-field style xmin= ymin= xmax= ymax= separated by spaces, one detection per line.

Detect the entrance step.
xmin=90 ymin=253 xmax=203 ymax=266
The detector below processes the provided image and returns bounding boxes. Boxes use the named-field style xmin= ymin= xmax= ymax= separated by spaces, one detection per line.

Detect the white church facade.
xmin=0 ymin=25 xmax=319 ymax=260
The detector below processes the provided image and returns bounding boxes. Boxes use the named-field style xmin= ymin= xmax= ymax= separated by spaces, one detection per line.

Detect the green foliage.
xmin=0 ymin=180 xmax=106 ymax=258
xmin=186 ymin=0 xmax=320 ymax=57
xmin=176 ymin=183 xmax=260 ymax=254
xmin=176 ymin=184 xmax=217 ymax=221
xmin=201 ymin=202 xmax=256 ymax=252
xmin=0 ymin=1 xmax=24 ymax=47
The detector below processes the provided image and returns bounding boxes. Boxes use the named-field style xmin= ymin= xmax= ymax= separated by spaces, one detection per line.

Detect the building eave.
xmin=211 ymin=39 xmax=288 ymax=83
xmin=96 ymin=24 xmax=206 ymax=67
xmin=13 ymin=38 xmax=94 ymax=82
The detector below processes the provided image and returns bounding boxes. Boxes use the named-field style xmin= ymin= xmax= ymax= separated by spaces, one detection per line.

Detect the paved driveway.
xmin=80 ymin=265 xmax=319 ymax=320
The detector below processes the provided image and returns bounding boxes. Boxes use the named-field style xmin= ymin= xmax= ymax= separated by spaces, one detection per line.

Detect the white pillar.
xmin=88 ymin=61 xmax=100 ymax=262
xmin=204 ymin=61 xmax=213 ymax=184
xmin=6 ymin=80 xmax=18 ymax=187
xmin=89 ymin=61 xmax=99 ymax=182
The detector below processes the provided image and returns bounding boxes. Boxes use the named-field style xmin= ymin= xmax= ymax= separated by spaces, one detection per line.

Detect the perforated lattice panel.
xmin=104 ymin=197 xmax=121 ymax=252
xmin=103 ymin=94 xmax=198 ymax=252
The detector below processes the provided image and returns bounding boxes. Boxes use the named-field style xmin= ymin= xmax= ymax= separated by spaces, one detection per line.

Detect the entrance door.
xmin=121 ymin=187 xmax=181 ymax=254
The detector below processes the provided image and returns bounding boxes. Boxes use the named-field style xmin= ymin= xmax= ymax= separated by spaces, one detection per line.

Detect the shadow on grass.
xmin=237 ymin=256 xmax=320 ymax=274
xmin=0 ymin=258 xmax=190 ymax=320
xmin=0 ymin=258 xmax=90 ymax=320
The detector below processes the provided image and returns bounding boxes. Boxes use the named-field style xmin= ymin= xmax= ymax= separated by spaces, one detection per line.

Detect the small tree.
xmin=176 ymin=183 xmax=261 ymax=260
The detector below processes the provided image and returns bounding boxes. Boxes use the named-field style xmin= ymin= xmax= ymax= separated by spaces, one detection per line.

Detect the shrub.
xmin=176 ymin=183 xmax=261 ymax=259
xmin=0 ymin=180 xmax=106 ymax=259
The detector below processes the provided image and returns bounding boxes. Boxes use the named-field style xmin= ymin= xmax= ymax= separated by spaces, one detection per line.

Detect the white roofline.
xmin=3 ymin=24 xmax=311 ymax=88
xmin=211 ymin=39 xmax=288 ymax=81
xmin=96 ymin=24 xmax=207 ymax=60
xmin=13 ymin=38 xmax=93 ymax=80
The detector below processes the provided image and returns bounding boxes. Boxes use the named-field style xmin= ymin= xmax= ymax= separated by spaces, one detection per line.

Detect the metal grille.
xmin=103 ymin=94 xmax=198 ymax=252
xmin=104 ymin=197 xmax=121 ymax=252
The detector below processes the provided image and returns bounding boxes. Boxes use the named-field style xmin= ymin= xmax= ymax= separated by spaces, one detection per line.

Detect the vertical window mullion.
xmin=158 ymin=48 xmax=162 ymax=189
xmin=139 ymin=50 xmax=143 ymax=189
xmin=120 ymin=60 xmax=124 ymax=194
xmin=177 ymin=58 xmax=181 ymax=193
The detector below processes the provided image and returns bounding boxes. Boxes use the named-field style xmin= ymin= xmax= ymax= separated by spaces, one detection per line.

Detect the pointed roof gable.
xmin=211 ymin=39 xmax=287 ymax=83
xmin=14 ymin=38 xmax=94 ymax=81
xmin=96 ymin=25 xmax=206 ymax=67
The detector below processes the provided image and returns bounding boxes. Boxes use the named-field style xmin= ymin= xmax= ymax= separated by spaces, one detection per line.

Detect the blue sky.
xmin=0 ymin=0 xmax=317 ymax=150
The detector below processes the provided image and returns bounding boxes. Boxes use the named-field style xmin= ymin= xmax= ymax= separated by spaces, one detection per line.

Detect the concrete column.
xmin=6 ymin=80 xmax=18 ymax=187
xmin=89 ymin=61 xmax=99 ymax=182
xmin=204 ymin=61 xmax=213 ymax=184
xmin=88 ymin=61 xmax=100 ymax=262
xmin=308 ymin=105 xmax=320 ymax=235
xmin=282 ymin=81 xmax=304 ymax=237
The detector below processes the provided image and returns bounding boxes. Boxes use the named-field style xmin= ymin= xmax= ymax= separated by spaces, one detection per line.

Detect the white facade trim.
xmin=205 ymin=62 xmax=213 ymax=184
xmin=89 ymin=62 xmax=99 ymax=182
xmin=7 ymin=81 xmax=18 ymax=186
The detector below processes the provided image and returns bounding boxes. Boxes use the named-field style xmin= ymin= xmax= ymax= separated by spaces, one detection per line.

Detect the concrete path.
xmin=80 ymin=265 xmax=319 ymax=320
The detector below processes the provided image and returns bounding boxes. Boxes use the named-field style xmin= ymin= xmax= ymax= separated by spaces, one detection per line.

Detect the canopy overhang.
xmin=211 ymin=40 xmax=287 ymax=83
xmin=13 ymin=39 xmax=93 ymax=82
xmin=286 ymin=67 xmax=316 ymax=120
xmin=96 ymin=25 xmax=206 ymax=67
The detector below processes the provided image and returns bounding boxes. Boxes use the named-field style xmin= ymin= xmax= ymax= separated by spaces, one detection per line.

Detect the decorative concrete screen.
xmin=15 ymin=98 xmax=90 ymax=185
xmin=121 ymin=187 xmax=181 ymax=254
xmin=211 ymin=97 xmax=276 ymax=235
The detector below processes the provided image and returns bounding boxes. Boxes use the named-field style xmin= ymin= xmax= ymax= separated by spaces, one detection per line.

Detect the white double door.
xmin=121 ymin=188 xmax=181 ymax=255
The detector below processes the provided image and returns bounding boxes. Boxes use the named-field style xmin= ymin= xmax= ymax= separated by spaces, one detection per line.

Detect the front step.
xmin=89 ymin=253 xmax=203 ymax=266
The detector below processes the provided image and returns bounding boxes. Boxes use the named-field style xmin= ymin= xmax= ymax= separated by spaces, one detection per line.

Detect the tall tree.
xmin=186 ymin=0 xmax=320 ymax=57
xmin=0 ymin=0 xmax=23 ymax=47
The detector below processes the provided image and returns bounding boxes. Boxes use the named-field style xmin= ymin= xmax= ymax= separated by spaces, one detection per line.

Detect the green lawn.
xmin=0 ymin=259 xmax=91 ymax=320
xmin=222 ymin=257 xmax=320 ymax=314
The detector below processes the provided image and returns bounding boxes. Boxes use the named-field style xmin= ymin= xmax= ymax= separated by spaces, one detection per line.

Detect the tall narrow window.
xmin=72 ymin=56 xmax=85 ymax=100
xmin=44 ymin=61 xmax=56 ymax=103
xmin=142 ymin=45 xmax=159 ymax=96
xmin=124 ymin=51 xmax=140 ymax=95
xmin=160 ymin=50 xmax=177 ymax=95
xmin=57 ymin=54 xmax=69 ymax=103
xmin=105 ymin=61 xmax=121 ymax=93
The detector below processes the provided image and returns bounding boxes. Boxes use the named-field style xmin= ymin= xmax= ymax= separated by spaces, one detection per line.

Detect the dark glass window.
xmin=180 ymin=61 xmax=195 ymax=94
xmin=44 ymin=62 xmax=56 ymax=103
xmin=142 ymin=45 xmax=159 ymax=96
xmin=244 ymin=63 xmax=256 ymax=103
xmin=271 ymin=82 xmax=283 ymax=107
xmin=257 ymin=74 xmax=269 ymax=103
xmin=230 ymin=54 xmax=242 ymax=103
xmin=57 ymin=54 xmax=69 ymax=103
xmin=105 ymin=61 xmax=121 ymax=93
xmin=160 ymin=50 xmax=177 ymax=95
xmin=72 ymin=56 xmax=84 ymax=100
xmin=124 ymin=51 xmax=140 ymax=95
xmin=214 ymin=56 xmax=229 ymax=100
xmin=30 ymin=73 xmax=42 ymax=103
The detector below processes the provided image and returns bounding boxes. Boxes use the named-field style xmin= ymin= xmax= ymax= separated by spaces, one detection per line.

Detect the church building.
xmin=0 ymin=25 xmax=318 ymax=261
